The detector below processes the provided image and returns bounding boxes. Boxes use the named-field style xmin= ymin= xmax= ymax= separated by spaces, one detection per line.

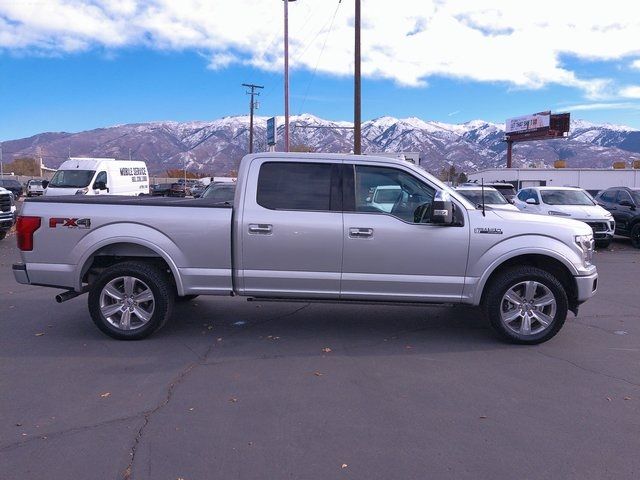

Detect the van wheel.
xmin=88 ymin=261 xmax=174 ymax=340
xmin=631 ymin=224 xmax=640 ymax=249
xmin=483 ymin=266 xmax=568 ymax=344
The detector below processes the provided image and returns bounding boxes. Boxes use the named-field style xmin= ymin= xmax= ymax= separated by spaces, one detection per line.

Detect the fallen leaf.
xmin=479 ymin=415 xmax=487 ymax=419
xmin=248 ymin=442 xmax=253 ymax=446
xmin=405 ymin=345 xmax=413 ymax=349
xmin=34 ymin=332 xmax=45 ymax=337
xmin=341 ymin=464 xmax=348 ymax=469
xmin=207 ymin=326 xmax=213 ymax=330
xmin=624 ymin=396 xmax=631 ymax=400
xmin=189 ymin=407 xmax=194 ymax=411
xmin=100 ymin=392 xmax=111 ymax=398
xmin=217 ymin=337 xmax=223 ymax=342
xmin=606 ymin=397 xmax=612 ymax=402
xmin=321 ymin=347 xmax=332 ymax=353
xmin=229 ymin=397 xmax=238 ymax=403
xmin=314 ymin=371 xmax=324 ymax=377
xmin=15 ymin=423 xmax=22 ymax=427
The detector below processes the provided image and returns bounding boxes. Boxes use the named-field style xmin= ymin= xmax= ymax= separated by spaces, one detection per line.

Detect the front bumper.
xmin=575 ymin=271 xmax=598 ymax=303
xmin=0 ymin=212 xmax=15 ymax=230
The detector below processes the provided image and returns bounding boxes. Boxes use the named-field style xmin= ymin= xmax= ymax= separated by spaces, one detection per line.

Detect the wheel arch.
xmin=477 ymin=253 xmax=578 ymax=314
xmin=76 ymin=239 xmax=184 ymax=295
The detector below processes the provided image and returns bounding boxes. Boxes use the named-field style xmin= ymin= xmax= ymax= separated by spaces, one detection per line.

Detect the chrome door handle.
xmin=349 ymin=227 xmax=373 ymax=238
xmin=248 ymin=224 xmax=273 ymax=235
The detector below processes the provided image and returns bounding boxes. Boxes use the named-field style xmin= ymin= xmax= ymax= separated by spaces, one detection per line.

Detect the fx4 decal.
xmin=474 ymin=227 xmax=503 ymax=235
xmin=49 ymin=218 xmax=92 ymax=229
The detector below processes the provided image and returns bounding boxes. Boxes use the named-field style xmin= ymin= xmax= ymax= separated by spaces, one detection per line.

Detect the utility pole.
xmin=242 ymin=83 xmax=264 ymax=154
xmin=354 ymin=0 xmax=362 ymax=154
xmin=284 ymin=0 xmax=296 ymax=152
xmin=0 ymin=142 xmax=3 ymax=178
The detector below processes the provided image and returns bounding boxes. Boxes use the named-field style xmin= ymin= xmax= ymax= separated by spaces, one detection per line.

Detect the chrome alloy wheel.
xmin=99 ymin=276 xmax=155 ymax=331
xmin=500 ymin=281 xmax=557 ymax=336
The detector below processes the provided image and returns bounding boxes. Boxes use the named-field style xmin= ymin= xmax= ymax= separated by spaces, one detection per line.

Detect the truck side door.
xmin=341 ymin=164 xmax=469 ymax=302
xmin=238 ymin=159 xmax=343 ymax=298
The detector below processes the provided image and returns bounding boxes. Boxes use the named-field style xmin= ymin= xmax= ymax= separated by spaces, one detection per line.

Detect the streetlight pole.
xmin=284 ymin=0 xmax=296 ymax=152
xmin=354 ymin=0 xmax=361 ymax=154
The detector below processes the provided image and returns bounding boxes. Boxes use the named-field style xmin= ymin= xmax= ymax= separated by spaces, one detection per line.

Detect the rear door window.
xmin=257 ymin=162 xmax=337 ymax=211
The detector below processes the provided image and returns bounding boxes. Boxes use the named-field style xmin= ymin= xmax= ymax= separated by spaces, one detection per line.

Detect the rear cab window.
xmin=256 ymin=162 xmax=340 ymax=211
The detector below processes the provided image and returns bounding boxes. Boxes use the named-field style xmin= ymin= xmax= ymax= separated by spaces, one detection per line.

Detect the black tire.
xmin=631 ymin=223 xmax=640 ymax=249
xmin=0 ymin=231 xmax=6 ymax=241
xmin=595 ymin=239 xmax=611 ymax=249
xmin=88 ymin=261 xmax=174 ymax=340
xmin=176 ymin=294 xmax=199 ymax=302
xmin=482 ymin=266 xmax=568 ymax=345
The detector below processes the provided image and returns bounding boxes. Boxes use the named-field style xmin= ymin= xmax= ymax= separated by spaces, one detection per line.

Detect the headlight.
xmin=575 ymin=234 xmax=595 ymax=266
xmin=549 ymin=210 xmax=571 ymax=216
xmin=9 ymin=193 xmax=15 ymax=206
xmin=604 ymin=212 xmax=613 ymax=219
xmin=75 ymin=188 xmax=88 ymax=195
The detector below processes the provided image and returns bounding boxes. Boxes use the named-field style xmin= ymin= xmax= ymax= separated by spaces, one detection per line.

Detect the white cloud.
xmin=620 ymin=86 xmax=640 ymax=98
xmin=1 ymin=0 xmax=639 ymax=98
xmin=632 ymin=59 xmax=640 ymax=70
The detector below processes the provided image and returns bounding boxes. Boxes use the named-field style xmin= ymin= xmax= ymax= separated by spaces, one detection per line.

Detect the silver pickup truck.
xmin=13 ymin=153 xmax=598 ymax=344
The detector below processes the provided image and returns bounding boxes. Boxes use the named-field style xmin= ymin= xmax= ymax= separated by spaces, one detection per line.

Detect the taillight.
xmin=16 ymin=216 xmax=41 ymax=251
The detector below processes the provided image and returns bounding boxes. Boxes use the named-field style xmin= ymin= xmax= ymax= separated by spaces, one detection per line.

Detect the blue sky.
xmin=1 ymin=1 xmax=640 ymax=140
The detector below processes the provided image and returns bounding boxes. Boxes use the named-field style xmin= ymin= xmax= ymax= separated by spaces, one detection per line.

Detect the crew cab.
xmin=13 ymin=153 xmax=598 ymax=344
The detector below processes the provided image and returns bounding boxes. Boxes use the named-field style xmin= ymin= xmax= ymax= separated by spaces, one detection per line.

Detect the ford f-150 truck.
xmin=13 ymin=153 xmax=598 ymax=344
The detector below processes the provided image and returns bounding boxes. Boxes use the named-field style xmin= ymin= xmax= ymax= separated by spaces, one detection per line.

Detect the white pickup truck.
xmin=13 ymin=153 xmax=598 ymax=344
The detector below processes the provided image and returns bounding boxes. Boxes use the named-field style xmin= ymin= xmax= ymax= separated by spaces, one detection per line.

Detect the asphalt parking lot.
xmin=1 ymin=232 xmax=639 ymax=480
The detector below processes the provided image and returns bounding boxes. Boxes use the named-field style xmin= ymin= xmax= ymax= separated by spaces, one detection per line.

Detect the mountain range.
xmin=3 ymin=114 xmax=640 ymax=175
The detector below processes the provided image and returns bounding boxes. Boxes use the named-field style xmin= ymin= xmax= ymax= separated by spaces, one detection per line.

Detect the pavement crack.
xmin=537 ymin=350 xmax=640 ymax=389
xmin=121 ymin=362 xmax=197 ymax=480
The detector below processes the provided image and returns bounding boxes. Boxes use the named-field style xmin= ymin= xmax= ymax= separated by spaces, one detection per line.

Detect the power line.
xmin=298 ymin=0 xmax=342 ymax=115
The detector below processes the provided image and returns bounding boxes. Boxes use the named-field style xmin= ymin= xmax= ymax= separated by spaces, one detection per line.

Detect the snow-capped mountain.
xmin=3 ymin=114 xmax=640 ymax=175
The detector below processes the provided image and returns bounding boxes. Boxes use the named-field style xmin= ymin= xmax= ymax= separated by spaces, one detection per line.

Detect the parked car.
xmin=12 ymin=153 xmax=598 ymax=344
xmin=150 ymin=183 xmax=172 ymax=196
xmin=514 ymin=186 xmax=615 ymax=248
xmin=26 ymin=179 xmax=46 ymax=197
xmin=190 ymin=182 xmax=207 ymax=198
xmin=0 ymin=178 xmax=23 ymax=199
xmin=0 ymin=187 xmax=17 ymax=240
xmin=595 ymin=187 xmax=640 ymax=248
xmin=455 ymin=186 xmax=519 ymax=212
xmin=200 ymin=182 xmax=236 ymax=203
xmin=168 ymin=182 xmax=190 ymax=197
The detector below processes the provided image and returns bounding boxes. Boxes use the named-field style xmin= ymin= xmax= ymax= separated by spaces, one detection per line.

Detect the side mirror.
xmin=430 ymin=191 xmax=454 ymax=225
xmin=619 ymin=200 xmax=635 ymax=208
xmin=42 ymin=180 xmax=49 ymax=189
xmin=525 ymin=198 xmax=538 ymax=205
xmin=94 ymin=181 xmax=107 ymax=191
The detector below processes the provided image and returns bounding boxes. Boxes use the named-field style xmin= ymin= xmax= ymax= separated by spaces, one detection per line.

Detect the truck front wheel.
xmin=482 ymin=266 xmax=568 ymax=345
xmin=88 ymin=261 xmax=174 ymax=340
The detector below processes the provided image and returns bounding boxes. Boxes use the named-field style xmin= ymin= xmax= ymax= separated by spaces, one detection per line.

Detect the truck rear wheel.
xmin=88 ymin=261 xmax=174 ymax=340
xmin=483 ymin=266 xmax=568 ymax=345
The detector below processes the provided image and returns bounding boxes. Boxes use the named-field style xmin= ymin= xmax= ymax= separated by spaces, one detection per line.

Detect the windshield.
xmin=1 ymin=179 xmax=21 ymax=188
xmin=458 ymin=190 xmax=508 ymax=205
xmin=49 ymin=170 xmax=96 ymax=188
xmin=202 ymin=184 xmax=236 ymax=202
xmin=541 ymin=189 xmax=594 ymax=206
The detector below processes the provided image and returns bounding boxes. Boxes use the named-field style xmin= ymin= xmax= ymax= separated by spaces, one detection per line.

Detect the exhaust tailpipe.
xmin=55 ymin=286 xmax=89 ymax=303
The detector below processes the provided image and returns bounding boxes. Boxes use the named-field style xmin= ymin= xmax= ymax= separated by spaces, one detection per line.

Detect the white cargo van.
xmin=44 ymin=158 xmax=149 ymax=196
